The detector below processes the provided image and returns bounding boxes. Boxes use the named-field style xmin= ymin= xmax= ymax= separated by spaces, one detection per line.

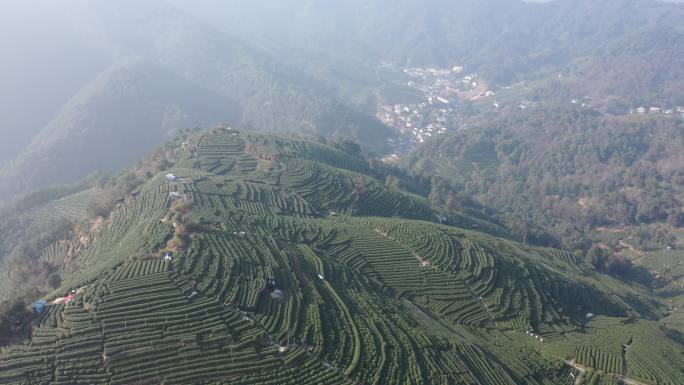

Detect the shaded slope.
xmin=0 ymin=0 xmax=393 ymax=197
xmin=0 ymin=1 xmax=111 ymax=164
xmin=63 ymin=0 xmax=393 ymax=149
xmin=167 ymin=0 xmax=684 ymax=85
xmin=0 ymin=60 xmax=239 ymax=196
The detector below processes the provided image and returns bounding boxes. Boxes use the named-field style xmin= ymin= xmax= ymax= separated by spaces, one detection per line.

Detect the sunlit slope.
xmin=0 ymin=129 xmax=681 ymax=385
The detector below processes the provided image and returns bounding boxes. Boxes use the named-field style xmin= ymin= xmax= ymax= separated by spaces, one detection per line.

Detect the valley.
xmin=376 ymin=65 xmax=483 ymax=154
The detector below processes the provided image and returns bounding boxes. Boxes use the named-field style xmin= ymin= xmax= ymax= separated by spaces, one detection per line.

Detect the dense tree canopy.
xmin=404 ymin=106 xmax=684 ymax=249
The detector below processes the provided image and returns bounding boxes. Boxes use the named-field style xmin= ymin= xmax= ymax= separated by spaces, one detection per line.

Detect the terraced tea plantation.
xmin=1 ymin=128 xmax=682 ymax=385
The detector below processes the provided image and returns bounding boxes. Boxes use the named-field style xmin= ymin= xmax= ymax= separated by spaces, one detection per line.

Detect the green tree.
xmin=385 ymin=175 xmax=401 ymax=190
xmin=586 ymin=245 xmax=610 ymax=269
xmin=333 ymin=139 xmax=362 ymax=157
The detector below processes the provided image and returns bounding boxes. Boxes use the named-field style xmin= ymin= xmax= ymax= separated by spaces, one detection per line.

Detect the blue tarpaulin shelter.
xmin=32 ymin=300 xmax=48 ymax=314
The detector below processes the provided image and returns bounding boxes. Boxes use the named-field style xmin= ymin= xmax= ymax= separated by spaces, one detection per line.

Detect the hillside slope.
xmin=403 ymin=106 xmax=684 ymax=248
xmin=2 ymin=0 xmax=683 ymax=197
xmin=0 ymin=0 xmax=392 ymax=196
xmin=0 ymin=1 xmax=112 ymax=165
xmin=168 ymin=0 xmax=684 ymax=83
xmin=568 ymin=25 xmax=684 ymax=109
xmin=0 ymin=129 xmax=681 ymax=385
xmin=0 ymin=60 xmax=238 ymax=196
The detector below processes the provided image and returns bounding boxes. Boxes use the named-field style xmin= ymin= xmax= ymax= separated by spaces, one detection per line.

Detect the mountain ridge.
xmin=0 ymin=60 xmax=238 ymax=196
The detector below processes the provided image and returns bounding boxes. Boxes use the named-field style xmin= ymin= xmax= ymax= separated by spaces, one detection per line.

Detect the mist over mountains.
xmin=1 ymin=0 xmax=682 ymax=197
xmin=0 ymin=0 xmax=393 ymax=195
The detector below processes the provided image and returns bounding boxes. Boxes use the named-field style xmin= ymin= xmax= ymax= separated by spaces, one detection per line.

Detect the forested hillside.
xmin=2 ymin=0 xmax=683 ymax=198
xmin=169 ymin=0 xmax=684 ymax=91
xmin=568 ymin=25 xmax=684 ymax=110
xmin=0 ymin=0 xmax=392 ymax=197
xmin=0 ymin=60 xmax=238 ymax=197
xmin=0 ymin=1 xmax=110 ymax=164
xmin=0 ymin=128 xmax=681 ymax=385
xmin=404 ymin=106 xmax=684 ymax=249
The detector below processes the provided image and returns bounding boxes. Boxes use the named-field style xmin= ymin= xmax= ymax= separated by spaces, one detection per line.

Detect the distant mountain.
xmin=167 ymin=0 xmax=684 ymax=84
xmin=0 ymin=1 xmax=111 ymax=164
xmin=49 ymin=0 xmax=392 ymax=146
xmin=570 ymin=25 xmax=684 ymax=109
xmin=1 ymin=0 xmax=683 ymax=196
xmin=163 ymin=0 xmax=684 ymax=114
xmin=0 ymin=60 xmax=237 ymax=196
xmin=0 ymin=0 xmax=392 ymax=197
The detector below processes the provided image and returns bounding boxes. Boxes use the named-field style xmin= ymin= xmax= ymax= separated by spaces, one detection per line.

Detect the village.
xmin=631 ymin=106 xmax=684 ymax=116
xmin=378 ymin=63 xmax=684 ymax=162
xmin=377 ymin=65 xmax=491 ymax=156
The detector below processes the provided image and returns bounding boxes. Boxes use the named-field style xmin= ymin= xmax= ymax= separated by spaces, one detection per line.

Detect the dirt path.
xmin=562 ymin=359 xmax=650 ymax=385
xmin=564 ymin=359 xmax=587 ymax=385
